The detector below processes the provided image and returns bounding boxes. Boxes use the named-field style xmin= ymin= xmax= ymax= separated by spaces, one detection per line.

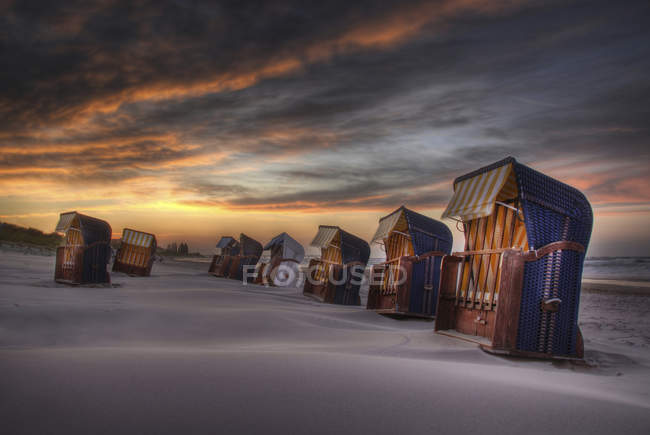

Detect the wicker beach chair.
xmin=227 ymin=233 xmax=263 ymax=282
xmin=112 ymin=228 xmax=157 ymax=276
xmin=366 ymin=206 xmax=452 ymax=318
xmin=208 ymin=236 xmax=240 ymax=277
xmin=254 ymin=232 xmax=305 ymax=286
xmin=435 ymin=157 xmax=592 ymax=359
xmin=303 ymin=225 xmax=370 ymax=305
xmin=54 ymin=211 xmax=112 ymax=285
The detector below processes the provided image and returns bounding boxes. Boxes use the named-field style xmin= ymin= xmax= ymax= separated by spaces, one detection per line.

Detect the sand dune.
xmin=1 ymin=252 xmax=650 ymax=434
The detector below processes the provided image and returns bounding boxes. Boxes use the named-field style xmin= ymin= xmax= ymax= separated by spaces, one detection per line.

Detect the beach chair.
xmin=254 ymin=232 xmax=305 ymax=286
xmin=54 ymin=211 xmax=112 ymax=285
xmin=227 ymin=233 xmax=263 ymax=282
xmin=303 ymin=226 xmax=370 ymax=305
xmin=208 ymin=236 xmax=240 ymax=277
xmin=367 ymin=206 xmax=452 ymax=318
xmin=112 ymin=228 xmax=157 ymax=276
xmin=435 ymin=157 xmax=592 ymax=359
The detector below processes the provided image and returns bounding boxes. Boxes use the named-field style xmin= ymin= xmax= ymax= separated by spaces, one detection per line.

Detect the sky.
xmin=1 ymin=0 xmax=649 ymax=256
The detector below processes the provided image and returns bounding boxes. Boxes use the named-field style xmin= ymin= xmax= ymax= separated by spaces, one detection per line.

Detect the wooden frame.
xmin=209 ymin=254 xmax=234 ymax=277
xmin=54 ymin=245 xmax=84 ymax=284
xmin=254 ymin=257 xmax=299 ymax=286
xmin=253 ymin=235 xmax=304 ymax=286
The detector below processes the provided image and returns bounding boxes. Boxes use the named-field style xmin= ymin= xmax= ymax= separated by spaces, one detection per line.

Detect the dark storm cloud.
xmin=1 ymin=0 xmax=649 ymax=212
xmin=0 ymin=0 xmax=433 ymax=129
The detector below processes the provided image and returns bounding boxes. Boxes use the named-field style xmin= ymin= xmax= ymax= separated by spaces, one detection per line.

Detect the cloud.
xmin=0 ymin=0 xmax=529 ymax=131
xmin=1 ymin=0 xmax=649 ymax=246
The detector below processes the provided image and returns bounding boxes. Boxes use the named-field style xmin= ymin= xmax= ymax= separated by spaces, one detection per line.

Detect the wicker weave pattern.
xmin=517 ymin=250 xmax=584 ymax=356
xmin=409 ymin=255 xmax=442 ymax=315
xmin=512 ymin=163 xmax=592 ymax=357
xmin=403 ymin=208 xmax=453 ymax=256
xmin=515 ymin=164 xmax=592 ymax=248
xmin=332 ymin=263 xmax=364 ymax=305
xmin=81 ymin=243 xmax=112 ymax=283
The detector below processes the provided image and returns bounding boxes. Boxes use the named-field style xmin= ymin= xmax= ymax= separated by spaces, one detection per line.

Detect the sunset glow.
xmin=1 ymin=0 xmax=648 ymax=255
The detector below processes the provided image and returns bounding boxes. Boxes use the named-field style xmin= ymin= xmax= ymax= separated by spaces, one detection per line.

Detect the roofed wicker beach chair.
xmin=112 ymin=228 xmax=157 ymax=276
xmin=227 ymin=233 xmax=263 ymax=282
xmin=54 ymin=211 xmax=112 ymax=285
xmin=434 ymin=157 xmax=592 ymax=360
xmin=303 ymin=225 xmax=370 ymax=305
xmin=254 ymin=232 xmax=305 ymax=287
xmin=208 ymin=236 xmax=240 ymax=277
xmin=366 ymin=206 xmax=452 ymax=318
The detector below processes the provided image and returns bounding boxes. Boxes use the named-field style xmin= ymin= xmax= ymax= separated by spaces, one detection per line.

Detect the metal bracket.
xmin=542 ymin=297 xmax=562 ymax=312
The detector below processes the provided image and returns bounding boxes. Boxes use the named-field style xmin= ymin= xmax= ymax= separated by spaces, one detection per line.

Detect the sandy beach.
xmin=1 ymin=251 xmax=650 ymax=434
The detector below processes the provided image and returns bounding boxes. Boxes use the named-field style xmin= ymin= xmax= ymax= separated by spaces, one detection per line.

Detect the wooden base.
xmin=373 ymin=309 xmax=434 ymax=320
xmin=436 ymin=329 xmax=585 ymax=362
xmin=112 ymin=262 xmax=152 ymax=277
xmin=435 ymin=329 xmax=492 ymax=346
xmin=479 ymin=345 xmax=585 ymax=362
xmin=303 ymin=291 xmax=327 ymax=303
xmin=303 ymin=282 xmax=330 ymax=303
xmin=54 ymin=279 xmax=112 ymax=287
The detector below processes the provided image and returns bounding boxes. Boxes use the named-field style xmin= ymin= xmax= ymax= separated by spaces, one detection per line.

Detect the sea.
xmin=583 ymin=257 xmax=650 ymax=282
xmin=365 ymin=256 xmax=650 ymax=282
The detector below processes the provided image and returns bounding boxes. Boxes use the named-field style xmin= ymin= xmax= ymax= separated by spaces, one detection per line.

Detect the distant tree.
xmin=179 ymin=242 xmax=189 ymax=255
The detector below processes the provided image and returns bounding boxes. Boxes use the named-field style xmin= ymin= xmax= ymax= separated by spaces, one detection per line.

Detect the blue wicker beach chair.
xmin=435 ymin=157 xmax=592 ymax=359
xmin=254 ymin=232 xmax=305 ymax=286
xmin=227 ymin=233 xmax=263 ymax=282
xmin=367 ymin=206 xmax=452 ymax=318
xmin=54 ymin=211 xmax=112 ymax=285
xmin=303 ymin=226 xmax=370 ymax=305
xmin=209 ymin=236 xmax=240 ymax=277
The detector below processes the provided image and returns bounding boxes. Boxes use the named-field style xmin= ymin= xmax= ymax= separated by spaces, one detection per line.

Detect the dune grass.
xmin=0 ymin=222 xmax=62 ymax=248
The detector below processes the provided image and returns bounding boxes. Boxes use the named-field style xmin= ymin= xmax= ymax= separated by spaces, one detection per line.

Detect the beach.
xmin=1 ymin=250 xmax=650 ymax=434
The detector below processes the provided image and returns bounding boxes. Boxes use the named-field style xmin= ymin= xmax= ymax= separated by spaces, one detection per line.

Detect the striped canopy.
xmin=121 ymin=228 xmax=156 ymax=248
xmin=309 ymin=225 xmax=370 ymax=265
xmin=55 ymin=212 xmax=77 ymax=233
xmin=54 ymin=211 xmax=112 ymax=246
xmin=371 ymin=208 xmax=405 ymax=244
xmin=309 ymin=226 xmax=339 ymax=248
xmin=442 ymin=162 xmax=518 ymax=221
xmin=371 ymin=206 xmax=453 ymax=256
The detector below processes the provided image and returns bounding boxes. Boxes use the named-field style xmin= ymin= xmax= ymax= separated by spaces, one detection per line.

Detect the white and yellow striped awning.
xmin=371 ymin=208 xmax=406 ymax=244
xmin=121 ymin=228 xmax=155 ymax=248
xmin=55 ymin=212 xmax=78 ymax=233
xmin=442 ymin=163 xmax=518 ymax=221
xmin=310 ymin=226 xmax=339 ymax=248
